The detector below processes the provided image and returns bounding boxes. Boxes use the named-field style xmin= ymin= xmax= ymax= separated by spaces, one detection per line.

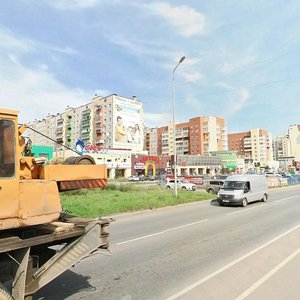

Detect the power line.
xmin=20 ymin=124 xmax=80 ymax=155
xmin=173 ymin=48 xmax=300 ymax=88
xmin=174 ymin=74 xmax=300 ymax=101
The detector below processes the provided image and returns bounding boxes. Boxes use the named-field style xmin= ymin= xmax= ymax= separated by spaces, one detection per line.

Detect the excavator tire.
xmin=64 ymin=155 xmax=95 ymax=165
xmin=0 ymin=283 xmax=13 ymax=300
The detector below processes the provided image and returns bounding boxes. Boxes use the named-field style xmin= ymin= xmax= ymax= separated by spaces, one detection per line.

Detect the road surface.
xmin=36 ymin=185 xmax=300 ymax=300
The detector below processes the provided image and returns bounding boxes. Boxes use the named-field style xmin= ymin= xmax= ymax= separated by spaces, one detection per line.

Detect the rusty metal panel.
xmin=0 ymin=218 xmax=20 ymax=231
xmin=58 ymin=179 xmax=107 ymax=191
xmin=39 ymin=165 xmax=107 ymax=181
xmin=18 ymin=180 xmax=62 ymax=227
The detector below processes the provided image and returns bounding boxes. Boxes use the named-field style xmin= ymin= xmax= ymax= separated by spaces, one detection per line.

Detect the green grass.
xmin=60 ymin=184 xmax=213 ymax=218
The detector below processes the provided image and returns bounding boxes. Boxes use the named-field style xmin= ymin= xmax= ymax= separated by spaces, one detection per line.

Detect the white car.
xmin=265 ymin=172 xmax=282 ymax=177
xmin=127 ymin=175 xmax=140 ymax=181
xmin=166 ymin=179 xmax=196 ymax=191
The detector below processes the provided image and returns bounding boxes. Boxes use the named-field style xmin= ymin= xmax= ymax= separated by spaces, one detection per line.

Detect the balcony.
xmin=57 ymin=119 xmax=63 ymax=126
xmin=81 ymin=117 xmax=90 ymax=123
xmin=81 ymin=123 xmax=90 ymax=129
xmin=82 ymin=109 xmax=91 ymax=115
xmin=176 ymin=131 xmax=189 ymax=138
xmin=96 ymin=139 xmax=105 ymax=144
xmin=82 ymin=129 xmax=90 ymax=134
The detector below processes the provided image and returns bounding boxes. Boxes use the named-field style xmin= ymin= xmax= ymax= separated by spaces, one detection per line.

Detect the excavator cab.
xmin=0 ymin=110 xmax=20 ymax=228
xmin=0 ymin=119 xmax=15 ymax=178
xmin=0 ymin=109 xmax=62 ymax=230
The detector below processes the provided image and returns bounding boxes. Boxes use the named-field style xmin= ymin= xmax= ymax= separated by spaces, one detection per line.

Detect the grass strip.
xmin=60 ymin=184 xmax=213 ymax=218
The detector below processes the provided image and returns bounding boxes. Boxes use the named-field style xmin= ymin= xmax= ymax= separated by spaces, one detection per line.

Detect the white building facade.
xmin=288 ymin=125 xmax=300 ymax=161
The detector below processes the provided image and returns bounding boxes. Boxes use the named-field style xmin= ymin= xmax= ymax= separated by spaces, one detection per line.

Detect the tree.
xmin=115 ymin=165 xmax=122 ymax=178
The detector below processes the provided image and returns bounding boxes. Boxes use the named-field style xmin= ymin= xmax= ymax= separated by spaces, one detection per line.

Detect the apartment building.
xmin=154 ymin=116 xmax=227 ymax=156
xmin=28 ymin=94 xmax=144 ymax=153
xmin=29 ymin=113 xmax=64 ymax=149
xmin=92 ymin=94 xmax=144 ymax=152
xmin=288 ymin=125 xmax=300 ymax=161
xmin=228 ymin=128 xmax=273 ymax=164
xmin=272 ymin=135 xmax=291 ymax=160
xmin=144 ymin=127 xmax=158 ymax=155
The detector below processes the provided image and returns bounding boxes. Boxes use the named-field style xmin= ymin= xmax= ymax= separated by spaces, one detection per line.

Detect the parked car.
xmin=205 ymin=180 xmax=224 ymax=194
xmin=265 ymin=172 xmax=281 ymax=177
xmin=144 ymin=175 xmax=157 ymax=181
xmin=127 ymin=175 xmax=140 ymax=181
xmin=166 ymin=179 xmax=196 ymax=191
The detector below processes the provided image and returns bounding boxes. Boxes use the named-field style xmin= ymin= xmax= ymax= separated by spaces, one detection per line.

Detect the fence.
xmin=267 ymin=175 xmax=300 ymax=188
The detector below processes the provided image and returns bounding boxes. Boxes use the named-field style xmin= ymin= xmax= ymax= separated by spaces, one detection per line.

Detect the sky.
xmin=1 ymin=0 xmax=300 ymax=137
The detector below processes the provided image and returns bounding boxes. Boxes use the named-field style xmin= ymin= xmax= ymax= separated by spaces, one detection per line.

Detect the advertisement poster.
xmin=113 ymin=97 xmax=143 ymax=148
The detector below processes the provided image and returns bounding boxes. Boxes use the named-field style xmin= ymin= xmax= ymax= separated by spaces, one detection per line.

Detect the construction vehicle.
xmin=0 ymin=108 xmax=109 ymax=299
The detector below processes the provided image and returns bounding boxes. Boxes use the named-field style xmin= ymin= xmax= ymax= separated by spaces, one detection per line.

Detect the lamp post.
xmin=172 ymin=55 xmax=185 ymax=197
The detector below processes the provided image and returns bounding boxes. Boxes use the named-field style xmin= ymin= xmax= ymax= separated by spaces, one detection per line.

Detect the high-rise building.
xmin=272 ymin=135 xmax=291 ymax=160
xmin=29 ymin=113 xmax=64 ymax=149
xmin=28 ymin=94 xmax=144 ymax=152
xmin=144 ymin=127 xmax=158 ymax=155
xmin=228 ymin=128 xmax=273 ymax=164
xmin=288 ymin=125 xmax=300 ymax=161
xmin=92 ymin=94 xmax=144 ymax=152
xmin=151 ymin=116 xmax=227 ymax=156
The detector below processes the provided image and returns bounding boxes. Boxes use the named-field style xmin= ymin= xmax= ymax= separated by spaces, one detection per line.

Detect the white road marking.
xmin=166 ymin=224 xmax=300 ymax=300
xmin=116 ymin=219 xmax=208 ymax=246
xmin=273 ymin=195 xmax=298 ymax=203
xmin=226 ymin=195 xmax=299 ymax=216
xmin=226 ymin=205 xmax=261 ymax=216
xmin=235 ymin=246 xmax=300 ymax=300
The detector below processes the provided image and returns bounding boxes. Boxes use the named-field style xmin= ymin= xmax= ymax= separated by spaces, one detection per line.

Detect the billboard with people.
xmin=113 ymin=96 xmax=143 ymax=150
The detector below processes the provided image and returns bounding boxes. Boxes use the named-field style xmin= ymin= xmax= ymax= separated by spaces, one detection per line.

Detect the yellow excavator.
xmin=0 ymin=108 xmax=109 ymax=299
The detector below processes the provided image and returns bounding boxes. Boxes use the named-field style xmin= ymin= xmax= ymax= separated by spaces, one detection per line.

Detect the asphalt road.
xmin=36 ymin=185 xmax=300 ymax=300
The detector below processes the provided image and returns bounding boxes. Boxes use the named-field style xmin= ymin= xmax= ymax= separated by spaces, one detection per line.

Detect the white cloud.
xmin=107 ymin=34 xmax=175 ymax=60
xmin=0 ymin=29 xmax=33 ymax=53
xmin=218 ymin=82 xmax=250 ymax=116
xmin=144 ymin=112 xmax=171 ymax=127
xmin=218 ymin=56 xmax=255 ymax=75
xmin=147 ymin=2 xmax=206 ymax=37
xmin=231 ymin=88 xmax=250 ymax=114
xmin=0 ymin=27 xmax=78 ymax=58
xmin=47 ymin=0 xmax=101 ymax=10
xmin=184 ymin=95 xmax=202 ymax=110
xmin=0 ymin=29 xmax=94 ymax=123
xmin=170 ymin=56 xmax=203 ymax=83
xmin=180 ymin=69 xmax=203 ymax=82
xmin=48 ymin=46 xmax=78 ymax=55
xmin=0 ymin=55 xmax=90 ymax=123
xmin=108 ymin=35 xmax=205 ymax=82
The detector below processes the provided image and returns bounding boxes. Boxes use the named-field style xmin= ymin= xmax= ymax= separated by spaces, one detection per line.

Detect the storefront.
xmin=131 ymin=154 xmax=171 ymax=177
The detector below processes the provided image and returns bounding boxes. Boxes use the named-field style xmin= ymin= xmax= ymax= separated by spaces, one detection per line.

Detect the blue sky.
xmin=1 ymin=0 xmax=300 ymax=137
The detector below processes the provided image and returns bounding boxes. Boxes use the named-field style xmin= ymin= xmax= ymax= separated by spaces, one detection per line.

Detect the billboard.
xmin=113 ymin=96 xmax=143 ymax=150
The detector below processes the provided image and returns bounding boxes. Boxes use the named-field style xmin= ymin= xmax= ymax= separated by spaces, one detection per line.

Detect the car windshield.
xmin=180 ymin=180 xmax=189 ymax=184
xmin=222 ymin=181 xmax=246 ymax=190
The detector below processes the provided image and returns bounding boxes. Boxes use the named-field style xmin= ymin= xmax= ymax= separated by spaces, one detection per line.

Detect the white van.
xmin=217 ymin=174 xmax=268 ymax=207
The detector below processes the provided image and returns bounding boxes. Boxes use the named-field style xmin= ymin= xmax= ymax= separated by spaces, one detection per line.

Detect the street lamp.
xmin=172 ymin=55 xmax=186 ymax=197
